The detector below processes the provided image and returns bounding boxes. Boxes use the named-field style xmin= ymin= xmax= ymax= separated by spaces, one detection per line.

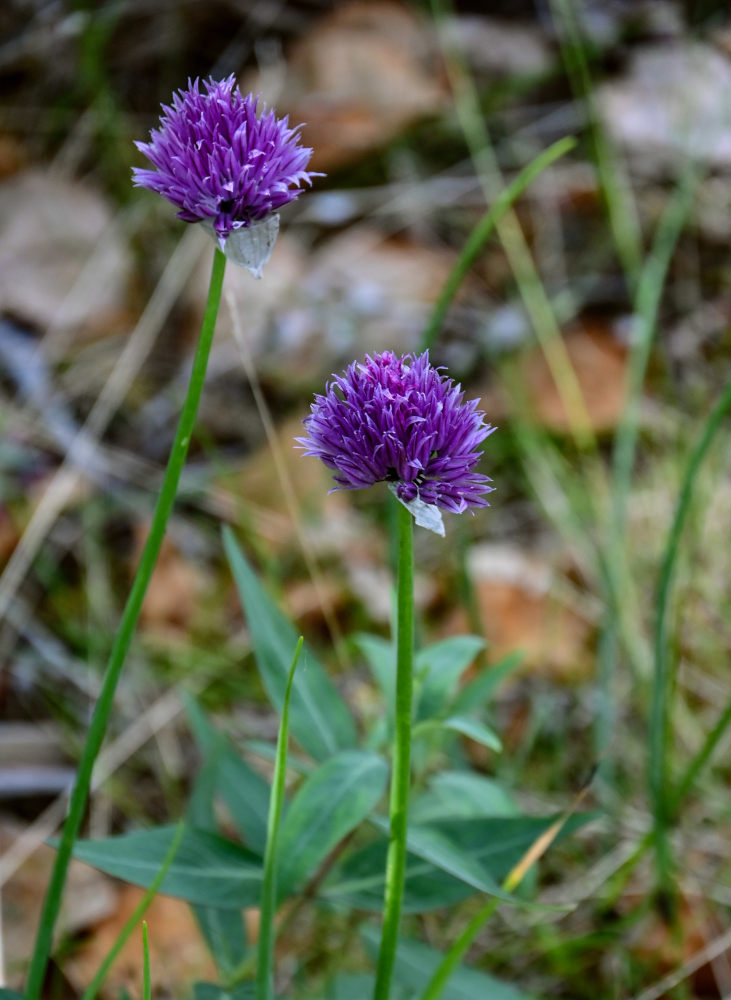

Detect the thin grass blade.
xmin=256 ymin=636 xmax=303 ymax=1000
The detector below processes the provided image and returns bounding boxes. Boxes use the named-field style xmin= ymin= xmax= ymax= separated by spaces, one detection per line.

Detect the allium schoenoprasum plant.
xmin=63 ymin=352 xmax=592 ymax=1000
xmin=15 ymin=72 xmax=595 ymax=1000
xmin=18 ymin=76 xmax=321 ymax=1000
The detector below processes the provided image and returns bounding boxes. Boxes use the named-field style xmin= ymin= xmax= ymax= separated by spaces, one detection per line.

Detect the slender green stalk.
xmin=256 ymin=636 xmax=304 ymax=1000
xmin=550 ymin=0 xmax=643 ymax=288
xmin=650 ymin=380 xmax=731 ymax=902
xmin=419 ymin=136 xmax=577 ymax=353
xmin=25 ymin=248 xmax=227 ymax=1000
xmin=373 ymin=500 xmax=415 ymax=1000
xmin=430 ymin=0 xmax=595 ymax=448
xmin=596 ymin=170 xmax=696 ymax=770
xmin=81 ymin=823 xmax=185 ymax=1000
xmin=672 ymin=694 xmax=731 ymax=814
xmin=142 ymin=921 xmax=151 ymax=1000
xmin=420 ymin=898 xmax=499 ymax=1000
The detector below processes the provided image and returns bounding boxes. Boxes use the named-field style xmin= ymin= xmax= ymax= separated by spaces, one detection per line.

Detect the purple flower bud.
xmin=298 ymin=351 xmax=495 ymax=526
xmin=132 ymin=76 xmax=320 ymax=248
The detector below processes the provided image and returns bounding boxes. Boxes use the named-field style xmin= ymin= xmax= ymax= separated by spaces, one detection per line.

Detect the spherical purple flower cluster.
xmin=298 ymin=351 xmax=495 ymax=515
xmin=132 ymin=76 xmax=318 ymax=242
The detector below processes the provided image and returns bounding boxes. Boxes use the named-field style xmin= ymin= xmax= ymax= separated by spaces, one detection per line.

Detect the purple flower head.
xmin=132 ymin=76 xmax=320 ymax=244
xmin=298 ymin=351 xmax=495 ymax=528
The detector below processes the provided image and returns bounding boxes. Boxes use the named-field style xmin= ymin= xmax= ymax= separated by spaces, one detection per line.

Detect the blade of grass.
xmin=597 ymin=167 xmax=697 ymax=773
xmin=430 ymin=0 xmax=595 ymax=449
xmin=672 ymin=694 xmax=731 ymax=814
xmin=142 ymin=921 xmax=151 ymax=1000
xmin=419 ymin=135 xmax=577 ymax=352
xmin=650 ymin=379 xmax=731 ymax=905
xmin=256 ymin=636 xmax=304 ymax=1000
xmin=549 ymin=0 xmax=643 ymax=288
xmin=80 ymin=821 xmax=185 ymax=1000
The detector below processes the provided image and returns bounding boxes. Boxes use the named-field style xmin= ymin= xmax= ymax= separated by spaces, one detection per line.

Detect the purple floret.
xmin=297 ymin=351 xmax=496 ymax=514
xmin=132 ymin=75 xmax=320 ymax=242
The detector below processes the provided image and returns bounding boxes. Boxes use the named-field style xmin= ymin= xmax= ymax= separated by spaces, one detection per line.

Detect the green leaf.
xmin=451 ymin=651 xmax=523 ymax=715
xmin=185 ymin=693 xmax=273 ymax=855
xmin=192 ymin=983 xmax=256 ymax=1000
xmin=323 ymin=815 xmax=590 ymax=912
xmin=316 ymin=974 xmax=412 ymax=1000
xmin=223 ymin=527 xmax=356 ymax=761
xmin=415 ymin=636 xmax=485 ymax=721
xmin=437 ymin=716 xmax=502 ymax=753
xmin=277 ymin=750 xmax=388 ymax=896
xmin=187 ymin=744 xmax=248 ymax=975
xmin=410 ymin=771 xmax=517 ymax=824
xmin=0 ymin=991 xmax=26 ymax=1000
xmin=401 ymin=825 xmax=516 ymax=904
xmin=218 ymin=749 xmax=273 ymax=854
xmin=361 ymin=927 xmax=538 ymax=1000
xmin=71 ymin=826 xmax=262 ymax=908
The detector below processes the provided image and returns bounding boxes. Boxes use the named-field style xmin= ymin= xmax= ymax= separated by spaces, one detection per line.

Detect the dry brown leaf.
xmin=0 ymin=170 xmax=132 ymax=337
xmin=0 ymin=819 xmax=118 ymax=989
xmin=0 ymin=134 xmax=27 ymax=180
xmin=625 ymin=894 xmax=730 ymax=998
xmin=267 ymin=0 xmax=447 ymax=171
xmin=0 ymin=506 xmax=20 ymax=566
xmin=443 ymin=545 xmax=591 ymax=681
xmin=133 ymin=529 xmax=204 ymax=636
xmin=520 ymin=322 xmax=628 ymax=434
xmin=63 ymin=885 xmax=216 ymax=1000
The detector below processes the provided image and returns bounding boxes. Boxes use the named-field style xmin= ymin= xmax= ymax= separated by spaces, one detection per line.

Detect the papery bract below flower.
xmin=132 ymin=75 xmax=320 ymax=268
xmin=297 ymin=351 xmax=495 ymax=529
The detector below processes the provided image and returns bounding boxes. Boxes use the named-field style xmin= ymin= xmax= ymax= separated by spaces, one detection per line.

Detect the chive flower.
xmin=133 ymin=76 xmax=319 ymax=274
xmin=298 ymin=351 xmax=495 ymax=533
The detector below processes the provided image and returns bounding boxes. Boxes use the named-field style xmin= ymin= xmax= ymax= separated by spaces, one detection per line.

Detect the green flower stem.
xmin=256 ymin=636 xmax=304 ymax=1000
xmin=373 ymin=499 xmax=415 ymax=1000
xmin=25 ymin=248 xmax=227 ymax=1000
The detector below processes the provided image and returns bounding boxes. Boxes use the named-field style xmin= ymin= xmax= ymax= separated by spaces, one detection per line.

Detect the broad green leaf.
xmin=438 ymin=716 xmax=502 ymax=753
xmin=317 ymin=974 xmax=412 ymax=1000
xmin=402 ymin=825 xmax=516 ymax=904
xmin=410 ymin=771 xmax=518 ymax=824
xmin=185 ymin=693 xmax=272 ymax=854
xmin=323 ymin=815 xmax=590 ymax=912
xmin=277 ymin=750 xmax=388 ymax=896
xmin=242 ymin=739 xmax=311 ymax=775
xmin=71 ymin=826 xmax=262 ymax=908
xmin=360 ymin=927 xmax=538 ymax=1000
xmin=451 ymin=651 xmax=523 ymax=715
xmin=0 ymin=991 xmax=25 ymax=1000
xmin=322 ymin=838 xmax=475 ymax=912
xmin=415 ymin=636 xmax=485 ymax=721
xmin=193 ymin=983 xmax=256 ymax=1000
xmin=217 ymin=749 xmax=272 ymax=854
xmin=194 ymin=907 xmax=247 ymax=978
xmin=223 ymin=527 xmax=356 ymax=761
xmin=187 ymin=757 xmax=248 ymax=975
